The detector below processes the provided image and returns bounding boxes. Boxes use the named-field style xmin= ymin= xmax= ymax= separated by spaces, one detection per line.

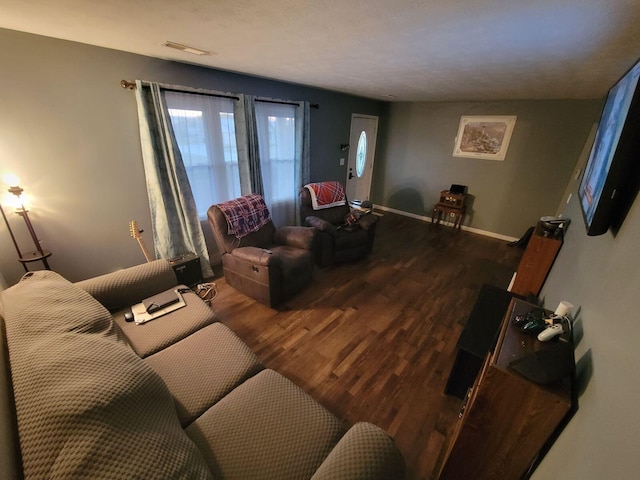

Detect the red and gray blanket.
xmin=216 ymin=194 xmax=271 ymax=239
xmin=304 ymin=181 xmax=346 ymax=210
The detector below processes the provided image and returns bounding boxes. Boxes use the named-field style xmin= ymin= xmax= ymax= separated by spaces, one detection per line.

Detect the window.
xmin=355 ymin=130 xmax=367 ymax=178
xmin=255 ymin=102 xmax=297 ymax=226
xmin=163 ymin=91 xmax=304 ymax=226
xmin=165 ymin=91 xmax=240 ymax=217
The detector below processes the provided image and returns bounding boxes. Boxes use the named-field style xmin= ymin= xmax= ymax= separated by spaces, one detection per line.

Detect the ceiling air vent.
xmin=163 ymin=41 xmax=212 ymax=56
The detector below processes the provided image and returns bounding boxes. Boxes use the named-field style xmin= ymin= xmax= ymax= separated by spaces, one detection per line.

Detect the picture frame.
xmin=453 ymin=115 xmax=517 ymax=161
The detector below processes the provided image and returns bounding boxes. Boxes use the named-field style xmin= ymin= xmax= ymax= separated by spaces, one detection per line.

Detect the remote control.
xmin=522 ymin=320 xmax=545 ymax=335
xmin=537 ymin=323 xmax=563 ymax=342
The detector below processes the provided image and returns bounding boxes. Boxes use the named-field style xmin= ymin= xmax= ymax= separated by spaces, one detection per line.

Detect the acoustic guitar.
xmin=129 ymin=220 xmax=154 ymax=263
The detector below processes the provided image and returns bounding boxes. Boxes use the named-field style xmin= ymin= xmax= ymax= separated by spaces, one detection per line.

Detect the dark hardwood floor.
xmin=211 ymin=211 xmax=523 ymax=479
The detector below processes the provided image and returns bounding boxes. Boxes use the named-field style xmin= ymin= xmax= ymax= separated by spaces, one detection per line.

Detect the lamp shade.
xmin=2 ymin=173 xmax=20 ymax=188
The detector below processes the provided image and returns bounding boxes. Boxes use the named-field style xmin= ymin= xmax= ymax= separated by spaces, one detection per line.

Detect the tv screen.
xmin=578 ymin=58 xmax=640 ymax=236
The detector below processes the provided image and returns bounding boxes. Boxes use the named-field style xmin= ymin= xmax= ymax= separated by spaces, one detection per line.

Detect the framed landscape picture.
xmin=453 ymin=115 xmax=517 ymax=161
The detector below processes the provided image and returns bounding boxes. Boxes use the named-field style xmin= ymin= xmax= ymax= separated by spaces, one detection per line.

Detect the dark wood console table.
xmin=510 ymin=221 xmax=562 ymax=297
xmin=438 ymin=298 xmax=574 ymax=479
xmin=444 ymin=284 xmax=517 ymax=399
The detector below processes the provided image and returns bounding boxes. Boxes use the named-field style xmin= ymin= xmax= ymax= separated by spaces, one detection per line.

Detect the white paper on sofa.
xmin=132 ymin=290 xmax=186 ymax=324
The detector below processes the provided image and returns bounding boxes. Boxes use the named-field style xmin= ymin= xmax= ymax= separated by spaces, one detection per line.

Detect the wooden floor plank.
xmin=211 ymin=212 xmax=523 ymax=479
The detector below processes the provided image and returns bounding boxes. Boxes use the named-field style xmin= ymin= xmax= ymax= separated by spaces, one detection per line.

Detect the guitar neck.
xmin=136 ymin=237 xmax=154 ymax=263
xmin=129 ymin=220 xmax=154 ymax=263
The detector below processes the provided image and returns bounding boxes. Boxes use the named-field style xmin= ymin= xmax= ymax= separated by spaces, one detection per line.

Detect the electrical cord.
xmin=195 ymin=282 xmax=217 ymax=306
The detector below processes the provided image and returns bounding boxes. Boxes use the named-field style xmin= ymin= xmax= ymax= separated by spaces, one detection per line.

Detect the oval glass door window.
xmin=355 ymin=131 xmax=367 ymax=177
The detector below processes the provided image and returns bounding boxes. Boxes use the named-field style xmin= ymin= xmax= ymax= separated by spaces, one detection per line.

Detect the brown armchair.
xmin=207 ymin=194 xmax=316 ymax=307
xmin=299 ymin=183 xmax=378 ymax=266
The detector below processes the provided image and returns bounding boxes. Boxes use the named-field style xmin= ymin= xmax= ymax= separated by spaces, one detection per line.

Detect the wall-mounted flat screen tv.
xmin=578 ymin=58 xmax=640 ymax=236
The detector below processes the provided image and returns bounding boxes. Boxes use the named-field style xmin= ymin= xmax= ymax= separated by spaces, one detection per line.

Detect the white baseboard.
xmin=373 ymin=204 xmax=519 ymax=243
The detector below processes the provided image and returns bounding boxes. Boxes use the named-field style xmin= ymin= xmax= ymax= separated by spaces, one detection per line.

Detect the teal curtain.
xmin=295 ymin=101 xmax=311 ymax=225
xmin=134 ymin=80 xmax=214 ymax=278
xmin=234 ymin=94 xmax=264 ymax=196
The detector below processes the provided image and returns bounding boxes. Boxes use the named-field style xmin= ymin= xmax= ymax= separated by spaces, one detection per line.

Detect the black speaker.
xmin=509 ymin=337 xmax=574 ymax=384
xmin=169 ymin=253 xmax=203 ymax=287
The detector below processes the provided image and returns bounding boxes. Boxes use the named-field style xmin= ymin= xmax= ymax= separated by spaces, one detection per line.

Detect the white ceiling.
xmin=2 ymin=0 xmax=640 ymax=102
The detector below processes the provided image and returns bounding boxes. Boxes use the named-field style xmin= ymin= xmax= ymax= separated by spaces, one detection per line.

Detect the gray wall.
xmin=0 ymin=28 xmax=382 ymax=285
xmin=533 ymin=184 xmax=640 ymax=478
xmin=373 ymin=100 xmax=601 ymax=237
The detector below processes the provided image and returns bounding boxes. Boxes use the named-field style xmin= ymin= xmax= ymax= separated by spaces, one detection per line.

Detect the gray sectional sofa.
xmin=0 ymin=260 xmax=404 ymax=479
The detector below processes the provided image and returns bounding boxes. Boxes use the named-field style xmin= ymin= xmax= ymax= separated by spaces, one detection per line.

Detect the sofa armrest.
xmin=358 ymin=213 xmax=379 ymax=231
xmin=231 ymin=246 xmax=278 ymax=266
xmin=311 ymin=423 xmax=405 ymax=480
xmin=75 ymin=259 xmax=177 ymax=311
xmin=304 ymin=216 xmax=338 ymax=236
xmin=274 ymin=225 xmax=316 ymax=250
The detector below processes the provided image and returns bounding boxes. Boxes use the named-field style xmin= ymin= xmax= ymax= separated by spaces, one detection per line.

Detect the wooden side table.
xmin=433 ymin=189 xmax=466 ymax=231
xmin=18 ymin=250 xmax=52 ymax=272
xmin=432 ymin=204 xmax=466 ymax=231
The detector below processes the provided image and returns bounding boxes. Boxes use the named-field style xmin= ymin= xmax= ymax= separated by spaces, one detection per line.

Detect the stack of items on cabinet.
xmin=0 ymin=260 xmax=404 ymax=479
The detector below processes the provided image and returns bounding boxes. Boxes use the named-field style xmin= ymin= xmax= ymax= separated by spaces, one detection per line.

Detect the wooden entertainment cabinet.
xmin=510 ymin=222 xmax=563 ymax=297
xmin=438 ymin=299 xmax=573 ymax=479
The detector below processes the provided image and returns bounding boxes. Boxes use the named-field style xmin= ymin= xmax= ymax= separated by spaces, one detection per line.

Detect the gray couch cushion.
xmin=113 ymin=288 xmax=217 ymax=357
xmin=1 ymin=271 xmax=213 ymax=479
xmin=145 ymin=322 xmax=264 ymax=426
xmin=186 ymin=369 xmax=346 ymax=480
xmin=311 ymin=422 xmax=406 ymax=479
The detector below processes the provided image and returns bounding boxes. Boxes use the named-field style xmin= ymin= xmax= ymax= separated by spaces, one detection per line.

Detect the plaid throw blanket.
xmin=305 ymin=181 xmax=346 ymax=210
xmin=216 ymin=194 xmax=271 ymax=239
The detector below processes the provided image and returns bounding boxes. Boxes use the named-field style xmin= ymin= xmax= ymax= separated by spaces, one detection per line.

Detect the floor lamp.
xmin=1 ymin=183 xmax=52 ymax=272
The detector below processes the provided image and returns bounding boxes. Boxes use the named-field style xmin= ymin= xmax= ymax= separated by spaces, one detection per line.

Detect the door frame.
xmin=346 ymin=113 xmax=379 ymax=201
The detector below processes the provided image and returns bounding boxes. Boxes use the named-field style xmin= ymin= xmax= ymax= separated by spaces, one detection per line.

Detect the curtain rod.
xmin=255 ymin=98 xmax=319 ymax=109
xmin=121 ymin=80 xmax=239 ymax=101
xmin=121 ymin=80 xmax=319 ymax=109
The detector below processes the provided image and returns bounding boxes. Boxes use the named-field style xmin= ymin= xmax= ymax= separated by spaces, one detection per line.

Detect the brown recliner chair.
xmin=299 ymin=184 xmax=378 ymax=266
xmin=207 ymin=194 xmax=316 ymax=307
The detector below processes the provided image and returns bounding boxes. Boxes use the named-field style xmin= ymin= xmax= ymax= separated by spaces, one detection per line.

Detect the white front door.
xmin=346 ymin=114 xmax=378 ymax=201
